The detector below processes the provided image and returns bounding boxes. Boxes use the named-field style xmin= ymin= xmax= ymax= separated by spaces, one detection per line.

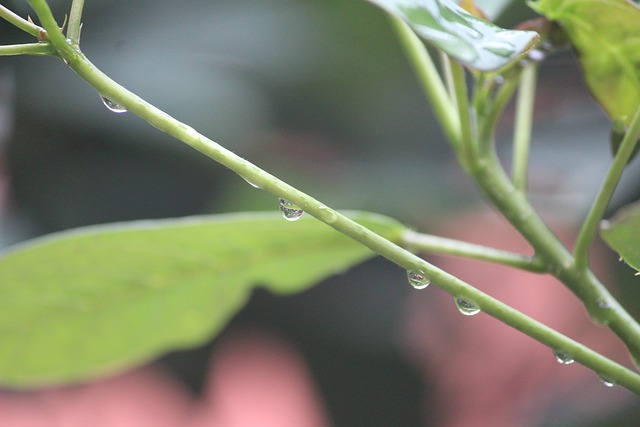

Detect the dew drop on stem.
xmin=242 ymin=176 xmax=260 ymax=189
xmin=407 ymin=270 xmax=430 ymax=289
xmin=553 ymin=350 xmax=574 ymax=365
xmin=598 ymin=375 xmax=616 ymax=387
xmin=454 ymin=297 xmax=480 ymax=316
xmin=100 ymin=96 xmax=128 ymax=113
xmin=278 ymin=198 xmax=304 ymax=221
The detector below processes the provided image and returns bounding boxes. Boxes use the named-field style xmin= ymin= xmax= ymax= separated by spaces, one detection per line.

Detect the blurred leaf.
xmin=601 ymin=203 xmax=640 ymax=274
xmin=368 ymin=0 xmax=539 ymax=71
xmin=530 ymin=0 xmax=640 ymax=129
xmin=0 ymin=211 xmax=403 ymax=388
xmin=475 ymin=0 xmax=516 ymax=20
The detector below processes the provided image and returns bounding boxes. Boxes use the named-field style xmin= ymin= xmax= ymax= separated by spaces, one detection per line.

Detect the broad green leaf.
xmin=530 ymin=0 xmax=640 ymax=129
xmin=367 ymin=0 xmax=539 ymax=71
xmin=0 ymin=211 xmax=403 ymax=388
xmin=601 ymin=203 xmax=640 ymax=274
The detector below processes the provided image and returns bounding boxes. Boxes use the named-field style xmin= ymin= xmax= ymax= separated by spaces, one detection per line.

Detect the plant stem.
xmin=470 ymin=149 xmax=640 ymax=361
xmin=402 ymin=230 xmax=547 ymax=273
xmin=67 ymin=0 xmax=84 ymax=46
xmin=449 ymin=60 xmax=475 ymax=171
xmin=573 ymin=106 xmax=640 ymax=272
xmin=0 ymin=4 xmax=42 ymax=37
xmin=389 ymin=16 xmax=461 ymax=147
xmin=478 ymin=74 xmax=520 ymax=154
xmin=26 ymin=0 xmax=640 ymax=393
xmin=439 ymin=51 xmax=457 ymax=108
xmin=511 ymin=64 xmax=537 ymax=194
xmin=0 ymin=43 xmax=54 ymax=56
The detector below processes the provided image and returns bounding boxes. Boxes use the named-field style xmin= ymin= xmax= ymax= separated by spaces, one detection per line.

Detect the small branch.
xmin=478 ymin=75 xmax=520 ymax=153
xmin=0 ymin=4 xmax=42 ymax=37
xmin=470 ymin=149 xmax=640 ymax=361
xmin=511 ymin=64 xmax=538 ymax=194
xmin=26 ymin=0 xmax=79 ymax=65
xmin=0 ymin=43 xmax=54 ymax=56
xmin=574 ymin=106 xmax=640 ymax=272
xmin=389 ymin=16 xmax=461 ymax=147
xmin=67 ymin=0 xmax=85 ymax=46
xmin=439 ymin=51 xmax=457 ymax=108
xmin=402 ymin=230 xmax=547 ymax=273
xmin=449 ymin=60 xmax=475 ymax=171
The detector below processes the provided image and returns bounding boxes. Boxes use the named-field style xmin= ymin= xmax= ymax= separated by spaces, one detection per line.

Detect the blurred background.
xmin=1 ymin=0 xmax=640 ymax=425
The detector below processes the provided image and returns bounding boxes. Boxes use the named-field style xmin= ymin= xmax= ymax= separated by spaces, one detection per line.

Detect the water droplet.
xmin=598 ymin=375 xmax=616 ymax=387
xmin=242 ymin=176 xmax=260 ymax=189
xmin=454 ymin=297 xmax=480 ymax=316
xmin=100 ymin=96 xmax=127 ymax=113
xmin=407 ymin=270 xmax=430 ymax=290
xmin=553 ymin=350 xmax=574 ymax=365
xmin=596 ymin=298 xmax=611 ymax=309
xmin=279 ymin=198 xmax=304 ymax=221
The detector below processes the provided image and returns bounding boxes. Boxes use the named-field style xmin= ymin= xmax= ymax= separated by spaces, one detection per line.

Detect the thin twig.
xmin=512 ymin=64 xmax=538 ymax=194
xmin=403 ymin=230 xmax=547 ymax=273
xmin=67 ymin=0 xmax=85 ymax=46
xmin=0 ymin=43 xmax=53 ymax=56
xmin=574 ymin=106 xmax=640 ymax=272
xmin=0 ymin=4 xmax=42 ymax=37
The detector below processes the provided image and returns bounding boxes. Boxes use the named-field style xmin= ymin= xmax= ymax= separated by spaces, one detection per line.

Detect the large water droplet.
xmin=598 ymin=375 xmax=616 ymax=387
xmin=407 ymin=270 xmax=430 ymax=290
xmin=454 ymin=297 xmax=480 ymax=316
xmin=100 ymin=96 xmax=127 ymax=113
xmin=279 ymin=198 xmax=304 ymax=221
xmin=553 ymin=350 xmax=574 ymax=365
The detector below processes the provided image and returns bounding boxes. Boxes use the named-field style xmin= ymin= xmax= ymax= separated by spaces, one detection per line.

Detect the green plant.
xmin=1 ymin=0 xmax=640 ymax=402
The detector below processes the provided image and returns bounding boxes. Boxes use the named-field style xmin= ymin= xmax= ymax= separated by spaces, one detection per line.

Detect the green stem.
xmin=449 ymin=60 xmax=475 ymax=171
xmin=439 ymin=51 xmax=457 ymax=108
xmin=0 ymin=4 xmax=42 ymax=37
xmin=478 ymin=75 xmax=520 ymax=154
xmin=511 ymin=64 xmax=537 ymax=194
xmin=470 ymin=149 xmax=640 ymax=361
xmin=0 ymin=43 xmax=54 ymax=56
xmin=402 ymin=230 xmax=547 ymax=273
xmin=389 ymin=16 xmax=461 ymax=147
xmin=574 ymin=106 xmax=640 ymax=272
xmin=67 ymin=0 xmax=84 ymax=46
xmin=26 ymin=0 xmax=640 ymax=393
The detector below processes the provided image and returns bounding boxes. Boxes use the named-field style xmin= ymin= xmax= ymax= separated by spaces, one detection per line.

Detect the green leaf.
xmin=529 ymin=0 xmax=640 ymax=129
xmin=368 ymin=0 xmax=539 ymax=71
xmin=0 ymin=211 xmax=403 ymax=388
xmin=601 ymin=203 xmax=640 ymax=274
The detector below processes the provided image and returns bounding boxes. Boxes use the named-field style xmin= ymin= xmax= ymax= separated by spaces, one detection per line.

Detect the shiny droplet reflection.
xmin=407 ymin=270 xmax=430 ymax=289
xmin=242 ymin=176 xmax=260 ymax=189
xmin=553 ymin=350 xmax=574 ymax=365
xmin=278 ymin=198 xmax=304 ymax=221
xmin=100 ymin=96 xmax=127 ymax=113
xmin=598 ymin=375 xmax=616 ymax=387
xmin=454 ymin=297 xmax=480 ymax=316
